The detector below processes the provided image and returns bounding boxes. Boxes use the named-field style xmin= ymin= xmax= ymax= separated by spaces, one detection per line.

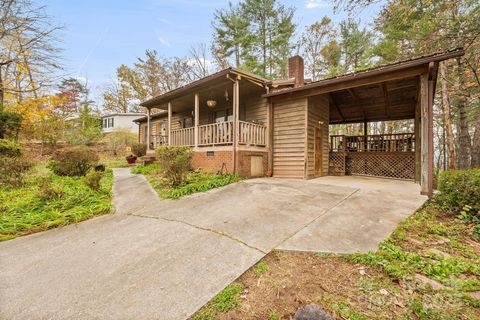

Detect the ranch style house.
xmin=135 ymin=49 xmax=464 ymax=196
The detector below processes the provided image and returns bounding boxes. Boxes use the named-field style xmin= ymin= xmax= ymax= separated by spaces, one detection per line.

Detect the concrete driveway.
xmin=0 ymin=169 xmax=426 ymax=320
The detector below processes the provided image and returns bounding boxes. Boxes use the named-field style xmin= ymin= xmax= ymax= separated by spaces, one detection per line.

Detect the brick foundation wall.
xmin=192 ymin=151 xmax=233 ymax=174
xmin=237 ymin=151 xmax=269 ymax=178
xmin=191 ymin=150 xmax=269 ymax=178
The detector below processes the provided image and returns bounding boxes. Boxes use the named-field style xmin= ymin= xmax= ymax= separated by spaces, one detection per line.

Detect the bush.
xmin=0 ymin=140 xmax=32 ymax=187
xmin=85 ymin=169 xmax=104 ymax=191
xmin=155 ymin=146 xmax=192 ymax=186
xmin=48 ymin=146 xmax=99 ymax=176
xmin=37 ymin=177 xmax=64 ymax=200
xmin=101 ymin=128 xmax=137 ymax=155
xmin=437 ymin=169 xmax=480 ymax=213
xmin=131 ymin=143 xmax=147 ymax=157
xmin=0 ymin=139 xmax=22 ymax=157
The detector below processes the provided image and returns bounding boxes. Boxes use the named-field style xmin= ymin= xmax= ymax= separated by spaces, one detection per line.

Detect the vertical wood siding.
xmin=306 ymin=94 xmax=330 ymax=178
xmin=272 ymin=98 xmax=307 ymax=178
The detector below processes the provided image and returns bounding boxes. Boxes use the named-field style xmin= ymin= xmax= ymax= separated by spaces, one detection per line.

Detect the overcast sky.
xmin=41 ymin=0 xmax=381 ymax=103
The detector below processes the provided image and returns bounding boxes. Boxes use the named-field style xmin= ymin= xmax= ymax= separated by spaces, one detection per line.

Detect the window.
xmin=108 ymin=118 xmax=114 ymax=128
xmin=103 ymin=119 xmax=107 ymax=128
xmin=182 ymin=117 xmax=193 ymax=128
xmin=214 ymin=108 xmax=232 ymax=123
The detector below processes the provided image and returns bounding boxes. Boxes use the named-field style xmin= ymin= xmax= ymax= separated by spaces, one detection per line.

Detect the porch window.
xmin=214 ymin=108 xmax=232 ymax=123
xmin=182 ymin=117 xmax=193 ymax=128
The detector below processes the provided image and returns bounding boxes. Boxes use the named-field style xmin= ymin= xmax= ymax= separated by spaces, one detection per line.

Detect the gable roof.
xmin=263 ymin=48 xmax=464 ymax=98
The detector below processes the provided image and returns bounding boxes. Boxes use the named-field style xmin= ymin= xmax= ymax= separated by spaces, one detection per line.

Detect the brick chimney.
xmin=288 ymin=55 xmax=304 ymax=87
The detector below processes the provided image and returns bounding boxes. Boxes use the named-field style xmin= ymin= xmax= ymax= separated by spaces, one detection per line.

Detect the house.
xmin=136 ymin=49 xmax=464 ymax=196
xmin=102 ymin=113 xmax=145 ymax=134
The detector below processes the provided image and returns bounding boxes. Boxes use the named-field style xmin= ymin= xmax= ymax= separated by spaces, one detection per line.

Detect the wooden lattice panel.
xmin=329 ymin=152 xmax=346 ymax=176
xmin=346 ymin=152 xmax=415 ymax=180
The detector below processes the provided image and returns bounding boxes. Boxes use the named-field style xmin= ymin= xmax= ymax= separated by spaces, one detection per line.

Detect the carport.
xmin=265 ymin=49 xmax=464 ymax=196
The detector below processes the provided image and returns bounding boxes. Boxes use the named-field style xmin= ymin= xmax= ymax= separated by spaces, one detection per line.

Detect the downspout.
xmin=146 ymin=107 xmax=151 ymax=151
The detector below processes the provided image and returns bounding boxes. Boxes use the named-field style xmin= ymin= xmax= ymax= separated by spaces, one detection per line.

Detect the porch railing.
xmin=171 ymin=127 xmax=195 ymax=146
xmin=330 ymin=133 xmax=415 ymax=152
xmin=198 ymin=121 xmax=233 ymax=146
xmin=150 ymin=135 xmax=167 ymax=148
xmin=239 ymin=121 xmax=267 ymax=146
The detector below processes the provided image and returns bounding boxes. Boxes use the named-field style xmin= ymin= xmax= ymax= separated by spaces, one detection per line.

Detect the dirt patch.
xmin=192 ymin=205 xmax=480 ymax=320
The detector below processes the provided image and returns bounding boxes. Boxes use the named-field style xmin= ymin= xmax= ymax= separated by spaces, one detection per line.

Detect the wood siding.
xmin=272 ymin=98 xmax=307 ymax=178
xmin=245 ymin=96 xmax=267 ymax=124
xmin=306 ymin=94 xmax=329 ymax=178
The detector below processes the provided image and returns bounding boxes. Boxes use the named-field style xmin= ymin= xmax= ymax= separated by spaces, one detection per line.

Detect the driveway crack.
xmin=130 ymin=213 xmax=267 ymax=254
xmin=275 ymin=188 xmax=360 ymax=249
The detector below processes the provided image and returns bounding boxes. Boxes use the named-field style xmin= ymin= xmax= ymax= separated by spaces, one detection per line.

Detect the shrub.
xmin=131 ymin=143 xmax=147 ymax=157
xmin=38 ymin=177 xmax=64 ymax=200
xmin=166 ymin=173 xmax=239 ymax=199
xmin=155 ymin=146 xmax=192 ymax=186
xmin=0 ymin=140 xmax=32 ymax=187
xmin=0 ymin=139 xmax=22 ymax=157
xmin=48 ymin=146 xmax=99 ymax=176
xmin=101 ymin=128 xmax=137 ymax=155
xmin=85 ymin=169 xmax=104 ymax=191
xmin=437 ymin=169 xmax=480 ymax=216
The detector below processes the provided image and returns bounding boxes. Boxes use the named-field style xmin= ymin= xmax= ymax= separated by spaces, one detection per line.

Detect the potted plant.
xmin=126 ymin=154 xmax=137 ymax=164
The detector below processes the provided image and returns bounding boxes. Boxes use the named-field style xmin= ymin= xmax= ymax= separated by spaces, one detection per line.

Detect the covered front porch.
xmin=139 ymin=68 xmax=270 ymax=176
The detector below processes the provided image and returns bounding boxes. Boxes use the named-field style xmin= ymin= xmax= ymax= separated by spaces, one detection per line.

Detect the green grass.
xmin=254 ymin=261 xmax=269 ymax=277
xmin=132 ymin=165 xmax=240 ymax=199
xmin=0 ymin=165 xmax=113 ymax=241
xmin=211 ymin=284 xmax=244 ymax=312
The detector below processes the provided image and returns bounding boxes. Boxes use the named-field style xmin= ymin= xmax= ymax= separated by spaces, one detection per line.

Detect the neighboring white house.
xmin=101 ymin=113 xmax=145 ymax=134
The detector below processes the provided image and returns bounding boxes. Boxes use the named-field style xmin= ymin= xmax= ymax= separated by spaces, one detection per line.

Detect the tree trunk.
xmin=472 ymin=116 xmax=480 ymax=168
xmin=455 ymin=57 xmax=472 ymax=169
xmin=440 ymin=62 xmax=456 ymax=169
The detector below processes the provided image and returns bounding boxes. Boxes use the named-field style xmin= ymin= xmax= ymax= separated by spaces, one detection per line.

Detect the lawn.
xmin=132 ymin=164 xmax=240 ymax=199
xmin=0 ymin=164 xmax=113 ymax=241
xmin=191 ymin=201 xmax=480 ymax=320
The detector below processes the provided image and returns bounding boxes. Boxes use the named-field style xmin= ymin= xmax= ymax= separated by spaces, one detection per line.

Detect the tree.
xmin=297 ymin=17 xmax=337 ymax=81
xmin=338 ymin=18 xmax=374 ymax=73
xmin=189 ymin=43 xmax=214 ymax=79
xmin=211 ymin=2 xmax=251 ymax=68
xmin=0 ymin=0 xmax=62 ymax=107
xmin=65 ymin=103 xmax=102 ymax=146
xmin=57 ymin=78 xmax=87 ymax=114
xmin=241 ymin=0 xmax=295 ymax=78
xmin=102 ymin=71 xmax=137 ymax=113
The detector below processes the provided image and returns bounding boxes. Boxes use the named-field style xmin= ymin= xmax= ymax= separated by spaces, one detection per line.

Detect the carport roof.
xmin=263 ymin=49 xmax=464 ymax=99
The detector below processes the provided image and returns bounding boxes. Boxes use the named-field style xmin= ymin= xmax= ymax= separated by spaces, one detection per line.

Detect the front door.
xmin=314 ymin=127 xmax=322 ymax=177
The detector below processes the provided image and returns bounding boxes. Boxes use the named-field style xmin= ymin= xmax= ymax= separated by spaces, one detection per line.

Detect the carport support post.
xmin=420 ymin=72 xmax=433 ymax=197
xmin=194 ymin=93 xmax=199 ymax=147
xmin=167 ymin=102 xmax=172 ymax=145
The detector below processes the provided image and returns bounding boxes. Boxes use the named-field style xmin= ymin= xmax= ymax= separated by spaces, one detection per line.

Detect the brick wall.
xmin=192 ymin=151 xmax=233 ymax=174
xmin=237 ymin=151 xmax=269 ymax=178
xmin=191 ymin=150 xmax=269 ymax=178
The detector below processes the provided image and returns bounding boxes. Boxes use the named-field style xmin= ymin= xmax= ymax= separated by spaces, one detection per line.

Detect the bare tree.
xmin=189 ymin=43 xmax=213 ymax=80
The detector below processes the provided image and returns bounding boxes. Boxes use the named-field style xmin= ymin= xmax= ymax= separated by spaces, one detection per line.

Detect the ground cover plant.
xmin=191 ymin=170 xmax=480 ymax=320
xmin=0 ymin=163 xmax=113 ymax=241
xmin=132 ymin=163 xmax=239 ymax=199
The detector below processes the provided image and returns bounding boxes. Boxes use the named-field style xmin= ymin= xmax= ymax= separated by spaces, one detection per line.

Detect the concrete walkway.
xmin=0 ymin=169 xmax=426 ymax=320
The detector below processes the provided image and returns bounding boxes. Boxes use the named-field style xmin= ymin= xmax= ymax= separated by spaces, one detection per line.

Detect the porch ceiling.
xmin=329 ymin=76 xmax=418 ymax=124
xmin=154 ymin=77 xmax=265 ymax=112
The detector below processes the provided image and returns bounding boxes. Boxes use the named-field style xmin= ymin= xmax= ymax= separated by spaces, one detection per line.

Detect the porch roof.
xmin=140 ymin=68 xmax=269 ymax=109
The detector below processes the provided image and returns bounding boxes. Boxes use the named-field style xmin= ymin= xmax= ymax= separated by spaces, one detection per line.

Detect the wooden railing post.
xmin=232 ymin=79 xmax=239 ymax=174
xmin=146 ymin=107 xmax=151 ymax=151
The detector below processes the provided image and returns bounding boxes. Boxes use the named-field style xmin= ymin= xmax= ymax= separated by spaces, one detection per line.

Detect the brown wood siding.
xmin=306 ymin=94 xmax=330 ymax=178
xmin=245 ymin=96 xmax=267 ymax=124
xmin=273 ymin=98 xmax=307 ymax=178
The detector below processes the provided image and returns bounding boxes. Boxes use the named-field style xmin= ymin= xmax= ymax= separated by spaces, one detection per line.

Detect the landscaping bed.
xmin=132 ymin=164 xmax=239 ymax=199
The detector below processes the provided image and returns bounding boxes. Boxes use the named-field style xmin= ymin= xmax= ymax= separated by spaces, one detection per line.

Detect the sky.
xmin=40 ymin=0 xmax=382 ymax=105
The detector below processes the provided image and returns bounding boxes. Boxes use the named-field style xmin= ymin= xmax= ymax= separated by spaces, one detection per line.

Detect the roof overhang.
xmin=263 ymin=49 xmax=464 ymax=99
xmin=140 ymin=67 xmax=269 ymax=109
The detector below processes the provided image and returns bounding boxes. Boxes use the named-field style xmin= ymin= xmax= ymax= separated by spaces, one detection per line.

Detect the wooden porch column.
xmin=146 ymin=107 xmax=151 ymax=151
xmin=420 ymin=72 xmax=433 ymax=196
xmin=232 ymin=78 xmax=240 ymax=174
xmin=167 ymin=102 xmax=172 ymax=146
xmin=267 ymin=101 xmax=273 ymax=175
xmin=194 ymin=93 xmax=199 ymax=148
